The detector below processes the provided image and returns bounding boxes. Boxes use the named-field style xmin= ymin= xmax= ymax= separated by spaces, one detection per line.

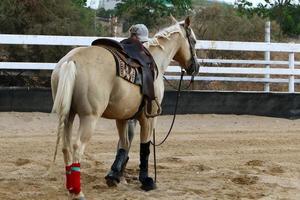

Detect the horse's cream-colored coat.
xmin=53 ymin=47 xmax=142 ymax=118
xmin=51 ymin=22 xmax=195 ymax=199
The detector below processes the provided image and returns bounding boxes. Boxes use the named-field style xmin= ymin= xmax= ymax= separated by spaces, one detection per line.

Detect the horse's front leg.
xmin=138 ymin=116 xmax=157 ymax=191
xmin=69 ymin=115 xmax=98 ymax=200
xmin=105 ymin=119 xmax=134 ymax=186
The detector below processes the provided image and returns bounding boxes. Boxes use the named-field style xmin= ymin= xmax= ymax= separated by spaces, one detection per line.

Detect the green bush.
xmin=236 ymin=0 xmax=300 ymax=37
xmin=193 ymin=4 xmax=281 ymax=42
xmin=0 ymin=0 xmax=105 ymax=62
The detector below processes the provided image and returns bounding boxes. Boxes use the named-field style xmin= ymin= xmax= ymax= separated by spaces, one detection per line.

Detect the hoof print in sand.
xmin=15 ymin=158 xmax=31 ymax=166
xmin=268 ymin=166 xmax=284 ymax=175
xmin=231 ymin=175 xmax=259 ymax=185
xmin=191 ymin=164 xmax=212 ymax=172
xmin=246 ymin=160 xmax=265 ymax=167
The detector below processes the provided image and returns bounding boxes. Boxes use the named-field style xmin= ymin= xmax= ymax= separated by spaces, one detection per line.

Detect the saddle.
xmin=91 ymin=38 xmax=159 ymax=117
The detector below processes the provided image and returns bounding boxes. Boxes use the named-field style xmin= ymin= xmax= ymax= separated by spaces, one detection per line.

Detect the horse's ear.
xmin=184 ymin=16 xmax=191 ymax=28
xmin=170 ymin=14 xmax=177 ymax=24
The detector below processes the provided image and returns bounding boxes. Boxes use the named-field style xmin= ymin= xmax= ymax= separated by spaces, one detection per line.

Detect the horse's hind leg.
xmin=68 ymin=114 xmax=98 ymax=200
xmin=62 ymin=111 xmax=76 ymax=195
xmin=105 ymin=119 xmax=133 ymax=186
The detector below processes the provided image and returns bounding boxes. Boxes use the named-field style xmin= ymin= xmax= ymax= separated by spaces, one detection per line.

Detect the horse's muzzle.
xmin=186 ymin=55 xmax=200 ymax=76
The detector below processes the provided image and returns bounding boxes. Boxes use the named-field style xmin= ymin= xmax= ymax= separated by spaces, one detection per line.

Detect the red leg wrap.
xmin=65 ymin=165 xmax=73 ymax=191
xmin=70 ymin=163 xmax=81 ymax=194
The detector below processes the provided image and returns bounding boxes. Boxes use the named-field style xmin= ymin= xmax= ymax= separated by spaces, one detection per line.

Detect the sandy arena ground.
xmin=1 ymin=112 xmax=300 ymax=200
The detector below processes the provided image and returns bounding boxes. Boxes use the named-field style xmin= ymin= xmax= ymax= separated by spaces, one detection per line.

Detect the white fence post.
xmin=289 ymin=52 xmax=295 ymax=93
xmin=264 ymin=21 xmax=271 ymax=92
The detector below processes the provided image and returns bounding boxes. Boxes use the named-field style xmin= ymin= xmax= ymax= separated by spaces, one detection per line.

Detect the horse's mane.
xmin=144 ymin=23 xmax=183 ymax=50
xmin=154 ymin=23 xmax=183 ymax=39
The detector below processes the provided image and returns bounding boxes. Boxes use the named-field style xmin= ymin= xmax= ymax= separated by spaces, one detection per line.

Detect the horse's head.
xmin=173 ymin=17 xmax=199 ymax=76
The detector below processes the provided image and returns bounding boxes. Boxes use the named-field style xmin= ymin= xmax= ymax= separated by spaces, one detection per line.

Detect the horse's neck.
xmin=149 ymin=33 xmax=181 ymax=74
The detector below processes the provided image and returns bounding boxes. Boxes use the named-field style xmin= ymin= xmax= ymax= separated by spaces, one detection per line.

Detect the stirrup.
xmin=144 ymin=97 xmax=162 ymax=118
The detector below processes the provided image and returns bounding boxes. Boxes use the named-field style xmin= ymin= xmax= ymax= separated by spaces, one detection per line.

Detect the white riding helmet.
xmin=129 ymin=24 xmax=149 ymax=42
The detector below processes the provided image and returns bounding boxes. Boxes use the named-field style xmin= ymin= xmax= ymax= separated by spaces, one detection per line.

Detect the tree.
xmin=72 ymin=0 xmax=87 ymax=7
xmin=115 ymin=0 xmax=192 ymax=31
xmin=235 ymin=0 xmax=300 ymax=36
xmin=0 ymin=0 xmax=104 ymax=62
xmin=193 ymin=4 xmax=275 ymax=42
xmin=169 ymin=0 xmax=192 ymax=16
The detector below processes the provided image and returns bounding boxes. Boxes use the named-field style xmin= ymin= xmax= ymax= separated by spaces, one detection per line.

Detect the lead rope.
xmin=152 ymin=70 xmax=185 ymax=182
xmin=153 ymin=128 xmax=157 ymax=182
xmin=163 ymin=75 xmax=194 ymax=90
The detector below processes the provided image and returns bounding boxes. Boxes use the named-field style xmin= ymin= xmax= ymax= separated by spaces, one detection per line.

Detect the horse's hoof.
xmin=140 ymin=177 xmax=156 ymax=191
xmin=71 ymin=193 xmax=85 ymax=200
xmin=105 ymin=174 xmax=119 ymax=187
xmin=72 ymin=197 xmax=85 ymax=200
xmin=105 ymin=177 xmax=118 ymax=187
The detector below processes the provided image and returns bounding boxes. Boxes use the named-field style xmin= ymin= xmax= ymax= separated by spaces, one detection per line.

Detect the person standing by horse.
xmin=123 ymin=24 xmax=150 ymax=44
xmin=106 ymin=24 xmax=151 ymax=182
xmin=120 ymin=24 xmax=151 ymax=148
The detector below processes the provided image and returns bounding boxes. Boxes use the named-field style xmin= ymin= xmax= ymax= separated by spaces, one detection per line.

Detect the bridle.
xmin=184 ymin=26 xmax=200 ymax=77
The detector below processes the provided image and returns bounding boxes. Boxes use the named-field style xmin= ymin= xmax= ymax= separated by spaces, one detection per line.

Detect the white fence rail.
xmin=1 ymin=34 xmax=300 ymax=92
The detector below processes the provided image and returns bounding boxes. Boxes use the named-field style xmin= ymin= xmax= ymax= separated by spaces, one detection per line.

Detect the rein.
xmin=151 ymin=70 xmax=185 ymax=182
xmin=163 ymin=75 xmax=194 ymax=90
xmin=151 ymin=70 xmax=184 ymax=147
xmin=151 ymin=25 xmax=199 ymax=182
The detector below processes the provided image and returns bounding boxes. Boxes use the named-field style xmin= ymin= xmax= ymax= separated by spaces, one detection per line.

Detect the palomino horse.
xmin=51 ymin=17 xmax=198 ymax=200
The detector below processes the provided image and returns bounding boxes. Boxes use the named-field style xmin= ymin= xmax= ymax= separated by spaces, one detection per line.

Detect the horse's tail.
xmin=52 ymin=60 xmax=77 ymax=163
